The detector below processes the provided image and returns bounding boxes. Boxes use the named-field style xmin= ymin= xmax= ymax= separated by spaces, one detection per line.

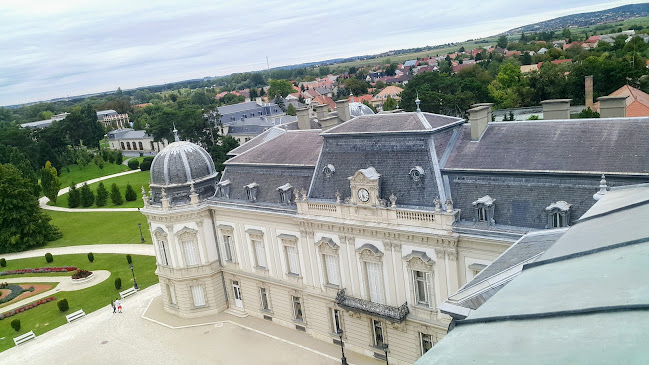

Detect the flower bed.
xmin=0 ymin=296 xmax=56 ymax=320
xmin=71 ymin=270 xmax=92 ymax=280
xmin=0 ymin=267 xmax=77 ymax=276
xmin=0 ymin=285 xmax=34 ymax=304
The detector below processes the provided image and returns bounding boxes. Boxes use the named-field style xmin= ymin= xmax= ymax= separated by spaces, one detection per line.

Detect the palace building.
xmin=140 ymin=99 xmax=649 ymax=364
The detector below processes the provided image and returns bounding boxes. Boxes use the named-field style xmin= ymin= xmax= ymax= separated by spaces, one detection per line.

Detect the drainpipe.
xmin=209 ymin=209 xmax=230 ymax=306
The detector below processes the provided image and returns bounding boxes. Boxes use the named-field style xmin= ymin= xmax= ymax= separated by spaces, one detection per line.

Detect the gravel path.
xmin=0 ymin=244 xmax=155 ymax=261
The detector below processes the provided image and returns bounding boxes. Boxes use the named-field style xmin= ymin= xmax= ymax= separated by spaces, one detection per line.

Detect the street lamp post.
xmin=337 ymin=329 xmax=348 ymax=365
xmin=130 ymin=263 xmax=139 ymax=290
xmin=382 ymin=343 xmax=389 ymax=365
xmin=138 ymin=223 xmax=145 ymax=243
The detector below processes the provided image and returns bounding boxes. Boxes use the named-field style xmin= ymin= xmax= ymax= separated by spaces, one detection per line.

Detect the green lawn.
xmin=45 ymin=210 xmax=151 ymax=247
xmin=50 ymin=171 xmax=150 ymax=209
xmin=0 ymin=254 xmax=158 ymax=353
xmin=57 ymin=162 xmax=129 ymax=190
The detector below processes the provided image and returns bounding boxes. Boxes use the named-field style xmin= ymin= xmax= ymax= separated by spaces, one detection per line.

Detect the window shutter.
xmin=184 ymin=241 xmax=198 ymax=266
xmin=192 ymin=285 xmax=205 ymax=306
xmin=287 ymin=246 xmax=299 ymax=274
xmin=255 ymin=240 xmax=267 ymax=267
xmin=367 ymin=262 xmax=384 ymax=304
xmin=325 ymin=255 xmax=340 ymax=285
xmin=425 ymin=272 xmax=433 ymax=308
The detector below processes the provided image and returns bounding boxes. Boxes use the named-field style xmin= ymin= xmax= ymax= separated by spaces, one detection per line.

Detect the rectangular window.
xmin=372 ymin=319 xmax=384 ymax=347
xmin=253 ymin=240 xmax=267 ymax=268
xmin=183 ymin=241 xmax=199 ymax=266
xmin=260 ymin=288 xmax=270 ymax=311
xmin=552 ymin=212 xmax=564 ymax=228
xmin=414 ymin=270 xmax=429 ymax=305
xmin=324 ymin=254 xmax=340 ymax=286
xmin=191 ymin=285 xmax=205 ymax=307
xmin=223 ymin=235 xmax=233 ymax=261
xmin=167 ymin=284 xmax=177 ymax=305
xmin=158 ymin=240 xmax=169 ymax=266
xmin=285 ymin=245 xmax=299 ymax=275
xmin=366 ymin=262 xmax=384 ymax=304
xmin=478 ymin=207 xmax=487 ymax=222
xmin=292 ymin=296 xmax=303 ymax=321
xmin=420 ymin=333 xmax=433 ymax=355
xmin=331 ymin=308 xmax=342 ymax=333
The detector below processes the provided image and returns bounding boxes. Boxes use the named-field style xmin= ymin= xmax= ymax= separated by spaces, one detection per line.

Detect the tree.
xmin=520 ymin=52 xmax=532 ymax=65
xmin=125 ymin=183 xmax=137 ymax=202
xmin=40 ymin=161 xmax=61 ymax=204
xmin=95 ymin=182 xmax=108 ymax=207
xmin=249 ymin=87 xmax=258 ymax=100
xmin=68 ymin=182 xmax=80 ymax=208
xmin=561 ymin=28 xmax=571 ymax=40
xmin=383 ymin=96 xmax=398 ymax=111
xmin=343 ymin=78 xmax=369 ymax=96
xmin=0 ymin=164 xmax=60 ymax=253
xmin=497 ymin=35 xmax=508 ymax=49
xmin=80 ymin=183 xmax=95 ymax=207
xmin=110 ymin=183 xmax=123 ymax=205
xmin=190 ymin=90 xmax=212 ymax=106
xmin=286 ymin=104 xmax=297 ymax=116
xmin=458 ymin=46 xmax=465 ymax=53
xmin=384 ymin=63 xmax=398 ymax=76
xmin=267 ymin=79 xmax=294 ymax=99
xmin=577 ymin=107 xmax=600 ymax=118
xmin=210 ymin=135 xmax=240 ymax=172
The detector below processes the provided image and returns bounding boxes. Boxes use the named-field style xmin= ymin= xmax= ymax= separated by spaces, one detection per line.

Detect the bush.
xmin=139 ymin=160 xmax=152 ymax=171
xmin=110 ymin=183 xmax=123 ymax=205
xmin=68 ymin=182 xmax=81 ymax=208
xmin=57 ymin=298 xmax=69 ymax=312
xmin=125 ymin=183 xmax=137 ymax=202
xmin=127 ymin=159 xmax=140 ymax=170
xmin=80 ymin=183 xmax=95 ymax=207
xmin=45 ymin=253 xmax=53 ymax=263
xmin=10 ymin=319 xmax=20 ymax=331
xmin=142 ymin=156 xmax=154 ymax=164
xmin=71 ymin=270 xmax=92 ymax=279
xmin=0 ymin=258 xmax=5 ymax=267
xmin=87 ymin=252 xmax=94 ymax=262
xmin=95 ymin=182 xmax=108 ymax=207
xmin=115 ymin=152 xmax=124 ymax=165
xmin=114 ymin=277 xmax=122 ymax=290
xmin=126 ymin=254 xmax=132 ymax=265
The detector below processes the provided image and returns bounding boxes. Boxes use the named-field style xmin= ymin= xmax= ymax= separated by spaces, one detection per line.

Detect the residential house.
xmin=593 ymin=84 xmax=649 ymax=117
xmin=371 ymin=85 xmax=403 ymax=109
xmin=107 ymin=128 xmax=166 ymax=156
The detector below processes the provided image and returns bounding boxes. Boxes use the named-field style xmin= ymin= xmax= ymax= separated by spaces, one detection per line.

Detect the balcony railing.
xmin=335 ymin=289 xmax=409 ymax=323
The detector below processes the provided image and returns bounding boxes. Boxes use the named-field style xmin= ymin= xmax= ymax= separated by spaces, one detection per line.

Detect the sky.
xmin=0 ymin=0 xmax=641 ymax=106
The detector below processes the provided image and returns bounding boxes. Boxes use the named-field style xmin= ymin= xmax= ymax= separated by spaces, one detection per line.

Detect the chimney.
xmin=255 ymin=97 xmax=262 ymax=105
xmin=585 ymin=75 xmax=594 ymax=110
xmin=467 ymin=104 xmax=491 ymax=141
xmin=541 ymin=99 xmax=571 ymax=120
xmin=597 ymin=95 xmax=627 ymax=118
xmin=320 ymin=116 xmax=340 ymax=131
xmin=335 ymin=99 xmax=350 ymax=122
xmin=296 ymin=107 xmax=310 ymax=130
xmin=471 ymin=103 xmax=494 ymax=123
xmin=316 ymin=104 xmax=328 ymax=121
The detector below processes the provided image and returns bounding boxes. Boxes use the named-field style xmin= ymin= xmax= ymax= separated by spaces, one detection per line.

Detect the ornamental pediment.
xmin=348 ymin=167 xmax=381 ymax=184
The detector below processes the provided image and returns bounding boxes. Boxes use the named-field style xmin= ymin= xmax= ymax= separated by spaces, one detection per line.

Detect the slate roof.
xmin=107 ymin=128 xmax=148 ymax=139
xmin=217 ymin=101 xmax=269 ymax=114
xmin=444 ymin=119 xmax=649 ymax=175
xmin=227 ymin=127 xmax=286 ymax=156
xmin=225 ymin=129 xmax=323 ymax=167
xmin=419 ymin=184 xmax=649 ymax=364
xmin=227 ymin=115 xmax=298 ymax=135
xmin=323 ymin=112 xmax=462 ymax=135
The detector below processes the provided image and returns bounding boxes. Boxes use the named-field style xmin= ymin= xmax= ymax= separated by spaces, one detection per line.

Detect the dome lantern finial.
xmin=349 ymin=90 xmax=354 ymax=103
xmin=415 ymin=92 xmax=421 ymax=112
xmin=593 ymin=174 xmax=608 ymax=201
xmin=172 ymin=123 xmax=180 ymax=142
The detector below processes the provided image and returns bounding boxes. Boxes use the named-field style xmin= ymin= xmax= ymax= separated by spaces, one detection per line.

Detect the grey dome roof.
xmin=150 ymin=141 xmax=217 ymax=186
xmin=349 ymin=102 xmax=375 ymax=117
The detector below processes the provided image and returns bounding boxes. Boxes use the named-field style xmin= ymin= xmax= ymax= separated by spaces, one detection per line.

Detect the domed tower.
xmin=141 ymin=130 xmax=226 ymax=318
xmin=148 ymin=130 xmax=218 ymax=206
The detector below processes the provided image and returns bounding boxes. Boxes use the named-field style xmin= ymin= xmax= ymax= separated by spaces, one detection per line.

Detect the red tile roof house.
xmin=453 ymin=63 xmax=473 ymax=72
xmin=593 ymin=84 xmax=649 ymax=117
xmin=506 ymin=50 xmax=521 ymax=57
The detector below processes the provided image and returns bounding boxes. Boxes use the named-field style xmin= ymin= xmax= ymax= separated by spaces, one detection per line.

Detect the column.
xmin=435 ymin=249 xmax=449 ymax=300
xmin=445 ymin=249 xmax=459 ymax=295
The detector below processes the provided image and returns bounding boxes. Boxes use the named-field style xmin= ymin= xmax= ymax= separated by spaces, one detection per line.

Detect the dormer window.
xmin=244 ymin=182 xmax=259 ymax=202
xmin=216 ymin=180 xmax=231 ymax=199
xmin=323 ymin=164 xmax=335 ymax=178
xmin=276 ymin=183 xmax=293 ymax=205
xmin=409 ymin=166 xmax=425 ymax=182
xmin=545 ymin=201 xmax=571 ymax=228
xmin=472 ymin=195 xmax=495 ymax=226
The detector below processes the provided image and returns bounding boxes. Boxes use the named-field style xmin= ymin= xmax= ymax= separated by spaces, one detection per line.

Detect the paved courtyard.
xmin=2 ymin=284 xmax=381 ymax=365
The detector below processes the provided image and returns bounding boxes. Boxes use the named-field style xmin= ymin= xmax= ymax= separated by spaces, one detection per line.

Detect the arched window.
xmin=545 ymin=201 xmax=571 ymax=229
xmin=126 ymin=142 xmax=131 ymax=150
xmin=120 ymin=142 xmax=125 ymax=150
xmin=138 ymin=141 xmax=143 ymax=150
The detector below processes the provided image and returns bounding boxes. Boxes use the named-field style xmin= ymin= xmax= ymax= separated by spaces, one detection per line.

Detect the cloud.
xmin=0 ymin=0 xmax=638 ymax=105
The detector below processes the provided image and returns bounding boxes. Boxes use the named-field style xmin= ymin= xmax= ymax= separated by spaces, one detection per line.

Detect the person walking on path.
xmin=115 ymin=298 xmax=122 ymax=313
xmin=111 ymin=300 xmax=116 ymax=314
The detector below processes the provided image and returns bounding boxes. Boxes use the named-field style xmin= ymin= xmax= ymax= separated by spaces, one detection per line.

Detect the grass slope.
xmin=51 ymin=170 xmax=150 ymax=209
xmin=0 ymin=254 xmax=157 ymax=353
xmin=57 ymin=162 xmax=129 ymax=190
xmin=45 ymin=210 xmax=151 ymax=247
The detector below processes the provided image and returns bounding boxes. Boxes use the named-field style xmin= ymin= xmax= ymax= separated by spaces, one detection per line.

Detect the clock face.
xmin=357 ymin=188 xmax=370 ymax=202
